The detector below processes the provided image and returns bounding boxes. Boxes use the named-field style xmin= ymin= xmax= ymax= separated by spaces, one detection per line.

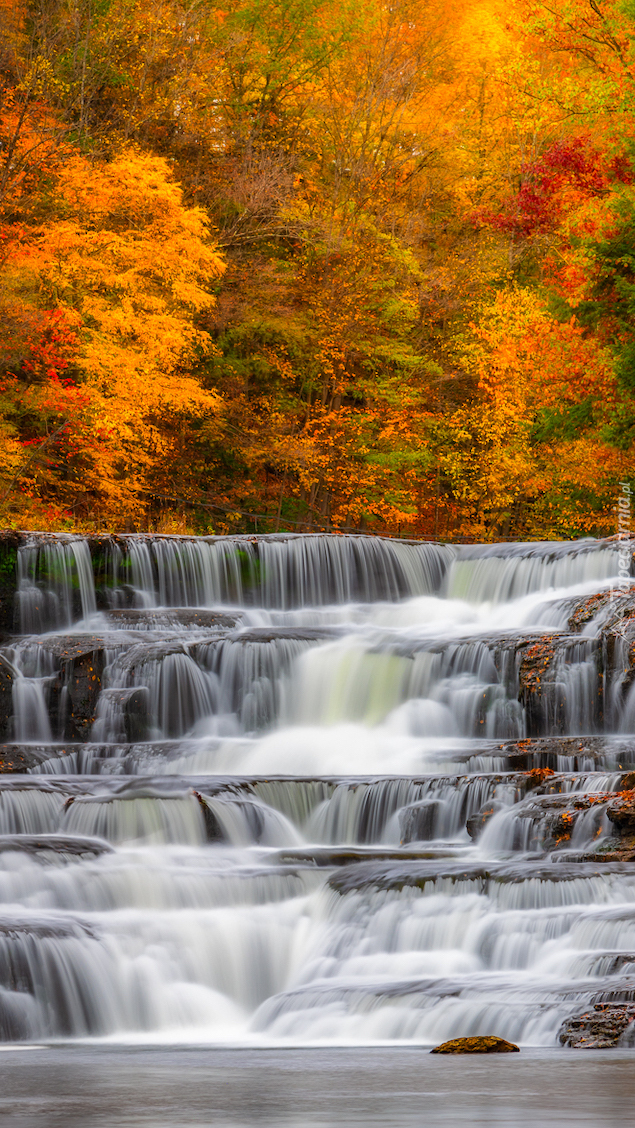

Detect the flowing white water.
xmin=0 ymin=533 xmax=633 ymax=1046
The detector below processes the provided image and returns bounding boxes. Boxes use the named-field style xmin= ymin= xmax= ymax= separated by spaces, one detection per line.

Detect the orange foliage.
xmin=0 ymin=148 xmax=225 ymax=526
xmin=0 ymin=0 xmax=633 ymax=535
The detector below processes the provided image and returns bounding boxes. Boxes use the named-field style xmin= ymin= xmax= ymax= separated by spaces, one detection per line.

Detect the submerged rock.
xmin=430 ymin=1036 xmax=519 ymax=1054
xmin=0 ymin=834 xmax=113 ymax=859
xmin=104 ymin=608 xmax=240 ymax=631
xmin=559 ymin=1003 xmax=635 ymax=1048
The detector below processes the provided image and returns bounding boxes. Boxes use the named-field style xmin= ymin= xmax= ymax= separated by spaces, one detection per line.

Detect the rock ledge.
xmin=559 ymin=1004 xmax=635 ymax=1048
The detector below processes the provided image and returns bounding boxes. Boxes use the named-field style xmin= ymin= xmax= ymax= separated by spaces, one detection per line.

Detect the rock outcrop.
xmin=52 ymin=637 xmax=106 ymax=740
xmin=559 ymin=1003 xmax=635 ymax=1048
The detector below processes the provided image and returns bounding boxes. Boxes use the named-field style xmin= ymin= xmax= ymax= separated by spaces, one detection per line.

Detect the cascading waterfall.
xmin=17 ymin=537 xmax=96 ymax=633
xmin=0 ymin=531 xmax=634 ymax=1046
xmin=113 ymin=534 xmax=454 ymax=610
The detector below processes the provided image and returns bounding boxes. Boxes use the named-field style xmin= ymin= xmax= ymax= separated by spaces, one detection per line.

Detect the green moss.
xmin=0 ymin=547 xmax=17 ymax=585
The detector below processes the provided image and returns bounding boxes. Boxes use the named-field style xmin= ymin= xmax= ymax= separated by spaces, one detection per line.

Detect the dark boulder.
xmin=0 ymin=656 xmax=15 ymax=741
xmin=104 ymin=686 xmax=151 ymax=742
xmin=193 ymin=792 xmax=225 ymax=842
xmin=431 ymin=1036 xmax=519 ymax=1054
xmin=466 ymin=800 xmax=505 ymax=841
xmin=399 ymin=800 xmax=444 ymax=843
xmin=49 ymin=638 xmax=106 ymax=740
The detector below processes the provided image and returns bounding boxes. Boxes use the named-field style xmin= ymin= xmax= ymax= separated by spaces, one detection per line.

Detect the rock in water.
xmin=465 ymin=800 xmax=505 ymax=841
xmin=430 ymin=1036 xmax=520 ymax=1054
xmin=559 ymin=1004 xmax=635 ymax=1049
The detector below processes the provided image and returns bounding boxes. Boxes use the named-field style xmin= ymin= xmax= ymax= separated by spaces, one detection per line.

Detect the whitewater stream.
xmin=0 ymin=532 xmax=634 ymax=1051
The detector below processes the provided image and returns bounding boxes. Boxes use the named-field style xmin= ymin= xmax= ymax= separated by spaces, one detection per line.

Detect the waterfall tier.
xmin=0 ymin=532 xmax=633 ymax=1046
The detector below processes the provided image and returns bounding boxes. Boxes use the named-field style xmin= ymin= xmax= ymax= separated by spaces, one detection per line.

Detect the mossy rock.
xmin=430 ymin=1036 xmax=519 ymax=1054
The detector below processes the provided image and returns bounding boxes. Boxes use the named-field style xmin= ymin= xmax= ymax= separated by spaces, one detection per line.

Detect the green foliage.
xmin=586 ymin=189 xmax=635 ymax=391
xmin=532 ymin=399 xmax=595 ymax=443
xmin=0 ymin=547 xmax=17 ymax=583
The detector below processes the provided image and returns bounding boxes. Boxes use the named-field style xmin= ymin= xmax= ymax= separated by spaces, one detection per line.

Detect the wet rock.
xmin=0 ymin=916 xmax=95 ymax=939
xmin=329 ymin=861 xmax=486 ymax=896
xmin=558 ymin=1003 xmax=635 ymax=1048
xmin=430 ymin=1036 xmax=519 ymax=1054
xmin=276 ymin=847 xmax=455 ymax=868
xmin=0 ymin=744 xmax=79 ymax=773
xmin=548 ymin=809 xmax=577 ymax=846
xmin=567 ymin=590 xmax=631 ymax=633
xmin=504 ymin=736 xmax=593 ymax=771
xmin=229 ymin=627 xmax=339 ymax=643
xmin=466 ymin=800 xmax=505 ymax=841
xmin=482 ymin=736 xmax=635 ymax=773
xmin=105 ymin=686 xmax=150 ymax=743
xmin=399 ymin=800 xmax=443 ymax=843
xmin=598 ymin=599 xmax=635 ymax=709
xmin=52 ymin=638 xmax=105 ymax=740
xmin=193 ymin=792 xmax=225 ymax=841
xmin=0 ymin=655 xmax=15 ymax=741
xmin=607 ymin=793 xmax=635 ymax=835
xmin=591 ymin=953 xmax=635 ymax=976
xmin=518 ymin=638 xmax=567 ymax=736
xmin=329 ymin=857 xmax=635 ymax=895
xmin=510 ymin=791 xmax=609 ymax=852
xmin=105 ymin=609 xmax=240 ymax=631
xmin=0 ymin=834 xmax=113 ymax=858
xmin=558 ymin=837 xmax=635 ymax=862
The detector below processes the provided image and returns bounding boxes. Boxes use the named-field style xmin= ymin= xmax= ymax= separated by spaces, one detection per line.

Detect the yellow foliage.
xmin=443 ymin=287 xmax=628 ymax=538
xmin=2 ymin=149 xmax=225 ymax=523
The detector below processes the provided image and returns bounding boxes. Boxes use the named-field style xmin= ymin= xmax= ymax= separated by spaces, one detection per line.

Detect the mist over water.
xmin=0 ymin=532 xmax=634 ymax=1049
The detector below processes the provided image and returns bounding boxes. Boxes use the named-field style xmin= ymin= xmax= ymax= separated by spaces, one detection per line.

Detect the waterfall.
xmin=17 ymin=538 xmax=96 ymax=632
xmin=112 ymin=534 xmax=454 ymax=609
xmin=0 ymin=532 xmax=633 ymax=1046
xmin=445 ymin=541 xmax=622 ymax=603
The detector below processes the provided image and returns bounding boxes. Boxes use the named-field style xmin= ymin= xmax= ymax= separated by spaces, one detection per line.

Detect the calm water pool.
xmin=0 ymin=1046 xmax=632 ymax=1127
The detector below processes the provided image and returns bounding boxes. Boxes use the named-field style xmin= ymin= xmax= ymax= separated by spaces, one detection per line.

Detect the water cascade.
xmin=0 ymin=531 xmax=634 ymax=1046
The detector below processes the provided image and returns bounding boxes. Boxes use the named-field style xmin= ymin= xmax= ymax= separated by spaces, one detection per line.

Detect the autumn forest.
xmin=1 ymin=0 xmax=635 ymax=539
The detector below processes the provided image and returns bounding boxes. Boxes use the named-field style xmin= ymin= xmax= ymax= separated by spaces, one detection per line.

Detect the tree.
xmin=0 ymin=148 xmax=225 ymax=525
